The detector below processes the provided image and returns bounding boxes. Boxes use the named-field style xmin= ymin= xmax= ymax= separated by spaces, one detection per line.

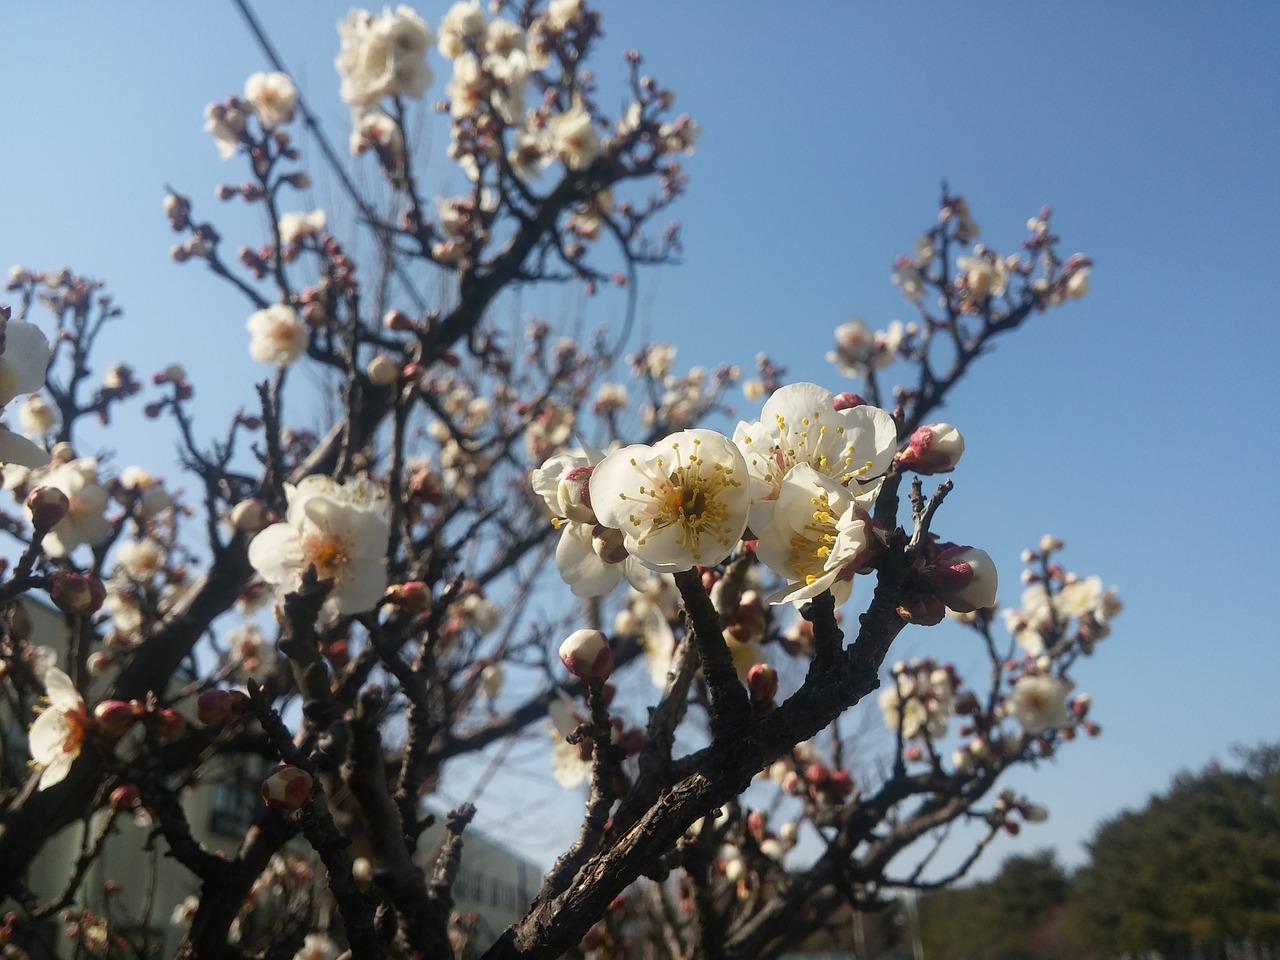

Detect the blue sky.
xmin=3 ymin=2 xmax=1278 ymax=877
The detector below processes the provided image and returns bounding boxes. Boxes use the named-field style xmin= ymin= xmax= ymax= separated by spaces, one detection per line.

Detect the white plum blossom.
xmin=34 ymin=458 xmax=112 ymax=556
xmin=438 ymin=0 xmax=486 ymax=59
xmin=336 ymin=6 xmax=435 ymax=110
xmin=548 ymin=105 xmax=602 ymax=170
xmin=0 ymin=319 xmax=52 ymax=467
xmin=28 ymin=667 xmax=90 ymax=789
xmin=590 ymin=429 xmax=751 ymax=573
xmin=1007 ymin=674 xmax=1072 ymax=735
xmin=732 ymin=382 xmax=896 ymax=540
xmin=244 ymin=71 xmax=297 ymax=128
xmin=117 ymin=537 xmax=166 ymax=582
xmin=957 ymin=249 xmax=1009 ymax=301
xmin=18 ymin=393 xmax=56 ymax=437
xmin=826 ymin=319 xmax=903 ymax=375
xmin=278 ymin=210 xmax=326 ymax=245
xmin=752 ymin=463 xmax=873 ymax=606
xmin=247 ymin=304 xmax=309 ymax=367
xmin=248 ymin=475 xmax=390 ymax=623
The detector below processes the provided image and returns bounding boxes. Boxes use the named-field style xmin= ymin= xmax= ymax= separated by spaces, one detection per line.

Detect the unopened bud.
xmin=557 ymin=466 xmax=595 ymax=523
xmin=383 ymin=309 xmax=414 ymax=331
xmin=384 ymin=581 xmax=432 ymax=613
xmin=93 ymin=701 xmax=137 ymax=738
xmin=366 ymin=354 xmax=399 ymax=386
xmin=109 ymin=784 xmax=140 ymax=808
xmin=558 ymin=629 xmax=613 ymax=681
xmin=929 ymin=544 xmax=998 ymax=613
xmin=154 ymin=707 xmax=186 ymax=741
xmin=894 ymin=423 xmax=964 ymax=475
xmin=196 ymin=689 xmax=252 ymax=725
xmin=26 ymin=486 xmax=69 ymax=529
xmin=832 ymin=392 xmax=866 ymax=410
xmin=87 ymin=651 xmax=116 ymax=674
xmin=591 ymin=524 xmax=628 ymax=565
xmin=48 ymin=571 xmax=106 ymax=616
xmin=229 ymin=499 xmax=269 ymax=533
xmin=1020 ymin=802 xmax=1049 ymax=823
xmin=746 ymin=662 xmax=778 ymax=707
xmin=262 ymin=763 xmax=313 ymax=812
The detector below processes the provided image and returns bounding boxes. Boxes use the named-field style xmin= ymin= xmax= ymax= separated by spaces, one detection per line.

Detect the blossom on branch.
xmin=336 ymin=6 xmax=435 ymax=110
xmin=247 ymin=304 xmax=309 ymax=367
xmin=1007 ymin=673 xmax=1071 ymax=736
xmin=0 ymin=318 xmax=52 ymax=467
xmin=33 ymin=458 xmax=112 ymax=557
xmin=589 ymin=429 xmax=750 ymax=573
xmin=248 ymin=475 xmax=390 ymax=622
xmin=28 ymin=667 xmax=90 ymax=790
xmin=244 ymin=71 xmax=297 ymax=129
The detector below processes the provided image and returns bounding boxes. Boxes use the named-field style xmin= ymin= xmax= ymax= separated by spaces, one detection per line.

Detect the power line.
xmin=230 ymin=0 xmax=429 ymax=315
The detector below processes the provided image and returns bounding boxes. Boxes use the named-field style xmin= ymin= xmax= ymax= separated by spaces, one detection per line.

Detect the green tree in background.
xmin=1074 ymin=744 xmax=1280 ymax=960
xmin=919 ymin=849 xmax=1075 ymax=960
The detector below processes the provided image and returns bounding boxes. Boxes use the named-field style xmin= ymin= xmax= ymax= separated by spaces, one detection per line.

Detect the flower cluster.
xmin=534 ymin=383 xmax=905 ymax=606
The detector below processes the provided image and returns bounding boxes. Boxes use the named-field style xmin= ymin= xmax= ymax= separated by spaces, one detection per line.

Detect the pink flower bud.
xmin=26 ymin=486 xmax=69 ymax=529
xmin=558 ymin=466 xmax=595 ymax=523
xmin=829 ymin=770 xmax=856 ymax=799
xmin=894 ymin=423 xmax=965 ymax=475
xmin=746 ymin=663 xmax=778 ymax=707
xmin=48 ymin=572 xmax=107 ymax=616
xmin=929 ymin=544 xmax=998 ymax=613
xmin=384 ymin=309 xmax=414 ymax=331
xmin=87 ymin=651 xmax=115 ymax=674
xmin=154 ymin=708 xmax=186 ymax=741
xmin=196 ymin=689 xmax=252 ymax=725
xmin=832 ymin=392 xmax=866 ymax=411
xmin=558 ymin=629 xmax=613 ymax=681
xmin=262 ymin=764 xmax=313 ymax=812
xmin=1004 ymin=818 xmax=1021 ymax=836
xmin=804 ymin=762 xmax=829 ymax=786
xmin=93 ymin=700 xmax=137 ymax=738
xmin=108 ymin=784 xmax=140 ymax=808
xmin=384 ymin=581 xmax=432 ymax=613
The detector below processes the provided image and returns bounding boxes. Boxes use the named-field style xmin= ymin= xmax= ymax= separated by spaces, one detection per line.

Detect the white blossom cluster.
xmin=533 ymin=382 xmax=898 ymax=606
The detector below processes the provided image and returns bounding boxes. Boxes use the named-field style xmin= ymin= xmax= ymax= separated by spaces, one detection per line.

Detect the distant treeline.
xmin=918 ymin=743 xmax=1280 ymax=960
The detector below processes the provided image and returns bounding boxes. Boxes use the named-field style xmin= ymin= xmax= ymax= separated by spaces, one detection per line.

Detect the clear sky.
xmin=3 ymin=2 xmax=1278 ymax=879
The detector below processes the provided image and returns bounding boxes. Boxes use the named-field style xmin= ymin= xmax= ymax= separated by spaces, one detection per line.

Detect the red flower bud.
xmin=196 ymin=689 xmax=252 ymax=725
xmin=48 ymin=572 xmax=106 ymax=616
xmin=384 ymin=581 xmax=432 ymax=613
xmin=93 ymin=700 xmax=137 ymax=738
xmin=747 ymin=663 xmax=778 ymax=707
xmin=154 ymin=707 xmax=186 ymax=741
xmin=26 ymin=486 xmax=69 ymax=529
xmin=109 ymin=784 xmax=140 ymax=808
xmin=262 ymin=763 xmax=312 ymax=812
xmin=894 ymin=423 xmax=965 ymax=475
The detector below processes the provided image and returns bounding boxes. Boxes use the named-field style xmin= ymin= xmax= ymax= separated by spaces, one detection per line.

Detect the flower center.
xmin=622 ymin=437 xmax=743 ymax=562
xmin=302 ymin=534 xmax=351 ymax=582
